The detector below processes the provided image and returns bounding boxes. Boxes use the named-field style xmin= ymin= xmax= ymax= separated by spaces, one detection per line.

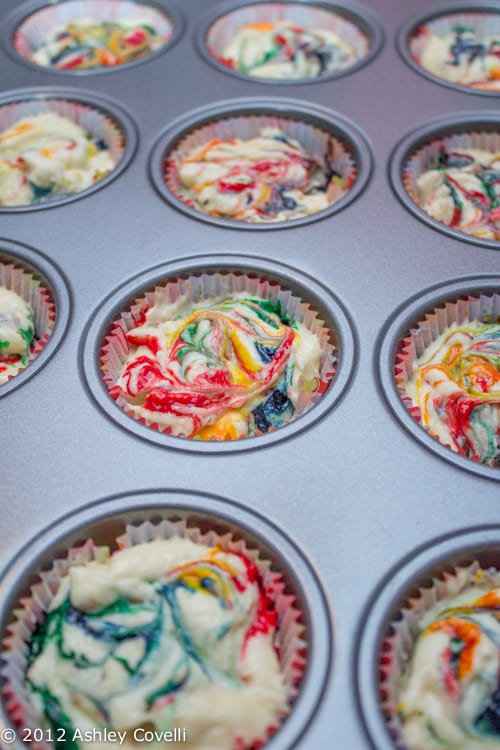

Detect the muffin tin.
xmin=0 ymin=0 xmax=499 ymax=749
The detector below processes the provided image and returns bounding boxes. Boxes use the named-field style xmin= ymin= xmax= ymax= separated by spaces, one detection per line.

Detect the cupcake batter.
xmin=31 ymin=17 xmax=167 ymax=70
xmin=114 ymin=292 xmax=323 ymax=440
xmin=220 ymin=19 xmax=365 ymax=79
xmin=399 ymin=568 xmax=500 ymax=749
xmin=405 ymin=320 xmax=500 ymax=467
xmin=415 ymin=147 xmax=500 ymax=240
xmin=171 ymin=127 xmax=351 ymax=222
xmin=412 ymin=24 xmax=500 ymax=91
xmin=26 ymin=537 xmax=287 ymax=750
xmin=0 ymin=286 xmax=35 ymax=385
xmin=0 ymin=112 xmax=116 ymax=207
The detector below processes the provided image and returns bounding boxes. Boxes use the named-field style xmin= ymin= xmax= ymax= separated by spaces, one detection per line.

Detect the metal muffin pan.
xmin=0 ymin=86 xmax=138 ymax=212
xmin=195 ymin=0 xmax=384 ymax=86
xmin=0 ymin=0 xmax=499 ymax=748
xmin=1 ymin=0 xmax=185 ymax=77
xmin=389 ymin=111 xmax=500 ymax=251
xmin=0 ymin=489 xmax=332 ymax=750
xmin=396 ymin=0 xmax=500 ymax=97
xmin=149 ymin=97 xmax=373 ymax=230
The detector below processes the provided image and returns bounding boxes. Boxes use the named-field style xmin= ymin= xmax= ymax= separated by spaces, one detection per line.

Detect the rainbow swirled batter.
xmin=0 ymin=287 xmax=35 ymax=385
xmin=0 ymin=112 xmax=115 ymax=207
xmin=219 ymin=20 xmax=364 ymax=80
xmin=26 ymin=538 xmax=287 ymax=750
xmin=411 ymin=25 xmax=500 ymax=92
xmin=113 ymin=292 xmax=323 ymax=440
xmin=31 ymin=18 xmax=167 ymax=70
xmin=415 ymin=148 xmax=500 ymax=241
xmin=398 ymin=568 xmax=500 ymax=750
xmin=169 ymin=127 xmax=351 ymax=223
xmin=405 ymin=320 xmax=500 ymax=466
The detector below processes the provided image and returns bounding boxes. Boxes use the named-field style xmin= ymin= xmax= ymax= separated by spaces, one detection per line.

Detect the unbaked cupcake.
xmin=2 ymin=518 xmax=305 ymax=750
xmin=0 ymin=111 xmax=116 ymax=206
xmin=0 ymin=259 xmax=55 ymax=386
xmin=409 ymin=11 xmax=500 ymax=93
xmin=396 ymin=292 xmax=500 ymax=468
xmin=13 ymin=0 xmax=173 ymax=72
xmin=402 ymin=132 xmax=500 ymax=242
xmin=164 ymin=115 xmax=357 ymax=225
xmin=390 ymin=563 xmax=500 ymax=750
xmin=205 ymin=2 xmax=370 ymax=81
xmin=101 ymin=273 xmax=336 ymax=441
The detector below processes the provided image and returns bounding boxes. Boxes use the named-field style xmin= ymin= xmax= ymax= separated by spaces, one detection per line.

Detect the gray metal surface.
xmin=0 ymin=0 xmax=499 ymax=749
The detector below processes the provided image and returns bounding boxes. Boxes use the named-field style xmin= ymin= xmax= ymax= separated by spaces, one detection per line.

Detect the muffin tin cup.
xmin=357 ymin=527 xmax=500 ymax=750
xmin=397 ymin=1 xmax=500 ymax=97
xmin=149 ymin=97 xmax=372 ymax=230
xmin=2 ymin=0 xmax=184 ymax=76
xmin=0 ymin=489 xmax=332 ymax=750
xmin=0 ymin=87 xmax=137 ymax=212
xmin=196 ymin=0 xmax=383 ymax=86
xmin=0 ymin=238 xmax=70 ymax=398
xmin=389 ymin=112 xmax=500 ymax=250
xmin=80 ymin=253 xmax=357 ymax=453
xmin=377 ymin=275 xmax=500 ymax=481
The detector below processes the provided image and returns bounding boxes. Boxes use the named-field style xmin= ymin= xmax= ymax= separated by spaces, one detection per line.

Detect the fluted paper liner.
xmin=164 ymin=113 xmax=357 ymax=224
xmin=0 ymin=96 xmax=126 ymax=207
xmin=1 ymin=517 xmax=307 ymax=750
xmin=13 ymin=0 xmax=172 ymax=71
xmin=206 ymin=2 xmax=369 ymax=80
xmin=379 ymin=561 xmax=500 ymax=749
xmin=394 ymin=291 xmax=500 ymax=455
xmin=402 ymin=129 xmax=500 ymax=241
xmin=409 ymin=10 xmax=500 ymax=92
xmin=100 ymin=271 xmax=336 ymax=439
xmin=0 ymin=258 xmax=56 ymax=385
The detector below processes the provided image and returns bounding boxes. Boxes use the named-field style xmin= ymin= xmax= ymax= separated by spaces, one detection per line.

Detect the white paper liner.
xmin=409 ymin=11 xmax=500 ymax=92
xmin=402 ymin=129 xmax=500 ymax=241
xmin=379 ymin=561 xmax=500 ymax=749
xmin=13 ymin=0 xmax=173 ymax=70
xmin=0 ymin=259 xmax=56 ymax=386
xmin=206 ymin=2 xmax=369 ymax=79
xmin=1 ymin=517 xmax=307 ymax=750
xmin=100 ymin=271 xmax=337 ymax=438
xmin=164 ymin=113 xmax=357 ymax=223
xmin=0 ymin=96 xmax=125 ymax=178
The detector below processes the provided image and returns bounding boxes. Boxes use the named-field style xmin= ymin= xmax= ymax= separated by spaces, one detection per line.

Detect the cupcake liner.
xmin=205 ymin=2 xmax=369 ymax=79
xmin=13 ymin=0 xmax=173 ymax=71
xmin=0 ymin=258 xmax=56 ymax=386
xmin=1 ymin=517 xmax=307 ymax=750
xmin=402 ymin=129 xmax=500 ymax=242
xmin=0 ymin=96 xmax=126 ymax=172
xmin=100 ymin=270 xmax=336 ymax=438
xmin=394 ymin=291 xmax=500 ymax=458
xmin=379 ymin=561 xmax=500 ymax=749
xmin=164 ymin=114 xmax=357 ymax=224
xmin=409 ymin=11 xmax=500 ymax=92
